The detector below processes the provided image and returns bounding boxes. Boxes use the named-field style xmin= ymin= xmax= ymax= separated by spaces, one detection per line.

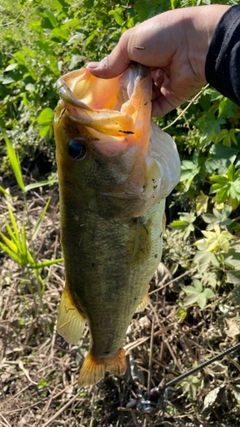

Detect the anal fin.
xmin=78 ymin=348 xmax=126 ymax=387
xmin=57 ymin=283 xmax=86 ymax=345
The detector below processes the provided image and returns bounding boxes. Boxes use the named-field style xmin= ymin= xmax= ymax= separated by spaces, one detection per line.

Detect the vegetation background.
xmin=0 ymin=0 xmax=240 ymax=426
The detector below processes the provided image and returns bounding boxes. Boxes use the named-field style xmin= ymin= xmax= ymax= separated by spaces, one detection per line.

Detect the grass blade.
xmin=6 ymin=201 xmax=20 ymax=244
xmin=31 ymin=258 xmax=64 ymax=268
xmin=32 ymin=198 xmax=51 ymax=241
xmin=4 ymin=218 xmax=20 ymax=248
xmin=0 ymin=241 xmax=21 ymax=264
xmin=21 ymin=222 xmax=31 ymax=264
xmin=0 ymin=232 xmax=18 ymax=253
xmin=0 ymin=186 xmax=12 ymax=197
xmin=2 ymin=130 xmax=25 ymax=191
xmin=25 ymin=179 xmax=58 ymax=192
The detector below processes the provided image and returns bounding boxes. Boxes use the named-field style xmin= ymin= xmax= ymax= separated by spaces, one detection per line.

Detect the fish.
xmin=54 ymin=62 xmax=180 ymax=387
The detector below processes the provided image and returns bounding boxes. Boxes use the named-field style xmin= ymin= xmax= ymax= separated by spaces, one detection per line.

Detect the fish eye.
xmin=68 ymin=138 xmax=86 ymax=160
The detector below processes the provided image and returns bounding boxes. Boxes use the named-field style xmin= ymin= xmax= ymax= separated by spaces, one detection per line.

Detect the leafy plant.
xmin=210 ymin=163 xmax=240 ymax=209
xmin=181 ymin=279 xmax=215 ymax=309
xmin=0 ymin=131 xmax=63 ymax=296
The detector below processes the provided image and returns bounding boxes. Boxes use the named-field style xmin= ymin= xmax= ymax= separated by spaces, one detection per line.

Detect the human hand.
xmin=87 ymin=5 xmax=229 ymax=116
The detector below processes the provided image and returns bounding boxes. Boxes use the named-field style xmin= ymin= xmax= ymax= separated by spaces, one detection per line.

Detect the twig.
xmin=148 ymin=265 xmax=199 ymax=295
xmin=162 ymin=84 xmax=209 ymax=131
xmin=124 ymin=324 xmax=175 ymax=352
xmin=18 ymin=359 xmax=38 ymax=385
xmin=41 ymin=394 xmax=79 ymax=427
xmin=0 ymin=1 xmax=31 ymax=27
xmin=0 ymin=384 xmax=31 ymax=407
xmin=0 ymin=412 xmax=11 ymax=427
xmin=147 ymin=319 xmax=154 ymax=392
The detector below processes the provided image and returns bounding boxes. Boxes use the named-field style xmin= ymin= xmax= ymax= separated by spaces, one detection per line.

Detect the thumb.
xmin=87 ymin=38 xmax=131 ymax=78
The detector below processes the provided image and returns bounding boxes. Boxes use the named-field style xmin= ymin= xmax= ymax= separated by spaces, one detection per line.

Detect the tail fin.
xmin=57 ymin=283 xmax=86 ymax=345
xmin=78 ymin=348 xmax=126 ymax=386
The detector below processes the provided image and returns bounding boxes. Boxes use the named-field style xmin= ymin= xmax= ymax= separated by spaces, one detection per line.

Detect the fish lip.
xmin=57 ymin=62 xmax=151 ymax=113
xmin=57 ymin=78 xmax=93 ymax=111
xmin=55 ymin=63 xmax=152 ymax=156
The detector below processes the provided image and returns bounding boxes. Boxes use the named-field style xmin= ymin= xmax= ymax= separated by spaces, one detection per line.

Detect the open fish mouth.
xmin=55 ymin=63 xmax=181 ymax=212
xmin=56 ymin=63 xmax=152 ymax=155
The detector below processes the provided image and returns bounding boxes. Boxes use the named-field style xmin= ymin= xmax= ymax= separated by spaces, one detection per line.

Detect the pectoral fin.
xmin=57 ymin=282 xmax=86 ymax=345
xmin=78 ymin=348 xmax=126 ymax=387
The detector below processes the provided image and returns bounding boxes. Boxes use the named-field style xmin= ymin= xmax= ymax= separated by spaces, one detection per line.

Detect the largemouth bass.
xmin=54 ymin=63 xmax=180 ymax=386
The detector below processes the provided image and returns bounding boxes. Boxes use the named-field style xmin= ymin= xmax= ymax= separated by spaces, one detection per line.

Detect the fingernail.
xmin=86 ymin=62 xmax=99 ymax=69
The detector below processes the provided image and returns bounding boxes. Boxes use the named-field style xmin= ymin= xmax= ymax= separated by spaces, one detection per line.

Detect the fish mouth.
xmin=56 ymin=62 xmax=152 ymax=156
xmin=55 ymin=63 xmax=181 ymax=211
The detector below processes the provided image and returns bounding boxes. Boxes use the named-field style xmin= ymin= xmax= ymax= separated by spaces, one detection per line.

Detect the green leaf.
xmin=200 ymin=226 xmax=233 ymax=253
xmin=5 ymin=63 xmax=18 ymax=72
xmin=197 ymin=294 xmax=207 ymax=310
xmin=6 ymin=202 xmax=20 ymax=243
xmin=180 ymin=160 xmax=199 ymax=183
xmin=214 ymin=185 xmax=230 ymax=203
xmin=227 ymin=163 xmax=235 ymax=181
xmin=41 ymin=11 xmax=58 ymax=28
xmin=196 ymin=191 xmax=209 ymax=216
xmin=51 ymin=27 xmax=69 ymax=41
xmin=21 ymin=222 xmax=28 ymax=260
xmin=2 ymin=130 xmax=25 ymax=191
xmin=206 ymin=143 xmax=240 ymax=174
xmin=182 ymin=279 xmax=214 ymax=309
xmin=171 ymin=220 xmax=189 ymax=228
xmin=203 ymin=288 xmax=215 ymax=299
xmin=184 ymin=293 xmax=201 ymax=307
xmin=194 ymin=250 xmax=219 ymax=273
xmin=226 ymin=270 xmax=240 ymax=285
xmin=0 ymin=241 xmax=21 ymax=264
xmin=232 ymin=283 xmax=240 ymax=303
xmin=32 ymin=198 xmax=51 ymax=241
xmin=37 ymin=108 xmax=54 ymax=137
xmin=38 ymin=108 xmax=54 ymax=125
xmin=197 ymin=112 xmax=225 ymax=148
xmin=210 ymin=175 xmax=228 ymax=184
xmin=0 ymin=186 xmax=12 ymax=197
xmin=0 ymin=232 xmax=18 ymax=254
xmin=182 ymin=282 xmax=202 ymax=294
xmin=31 ymin=258 xmax=64 ymax=268
xmin=224 ymin=246 xmax=240 ymax=269
xmin=233 ymin=179 xmax=240 ymax=194
xmin=25 ymin=179 xmax=57 ymax=192
xmin=202 ymin=206 xmax=232 ymax=230
xmin=4 ymin=219 xmax=19 ymax=248
xmin=170 ymin=0 xmax=179 ymax=9
xmin=0 ymin=76 xmax=15 ymax=84
xmin=108 ymin=9 xmax=124 ymax=26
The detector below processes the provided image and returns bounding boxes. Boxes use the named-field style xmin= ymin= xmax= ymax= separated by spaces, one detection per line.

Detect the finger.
xmin=87 ymin=35 xmax=131 ymax=78
xmin=152 ymin=96 xmax=177 ymax=117
xmin=151 ymin=70 xmax=176 ymax=116
xmin=87 ymin=20 xmax=170 ymax=79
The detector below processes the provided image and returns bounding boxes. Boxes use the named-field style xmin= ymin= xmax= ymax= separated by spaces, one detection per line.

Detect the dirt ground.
xmin=1 ymin=182 xmax=240 ymax=427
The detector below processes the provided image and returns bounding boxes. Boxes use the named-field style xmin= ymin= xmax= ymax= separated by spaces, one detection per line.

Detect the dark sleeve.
xmin=205 ymin=5 xmax=240 ymax=106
